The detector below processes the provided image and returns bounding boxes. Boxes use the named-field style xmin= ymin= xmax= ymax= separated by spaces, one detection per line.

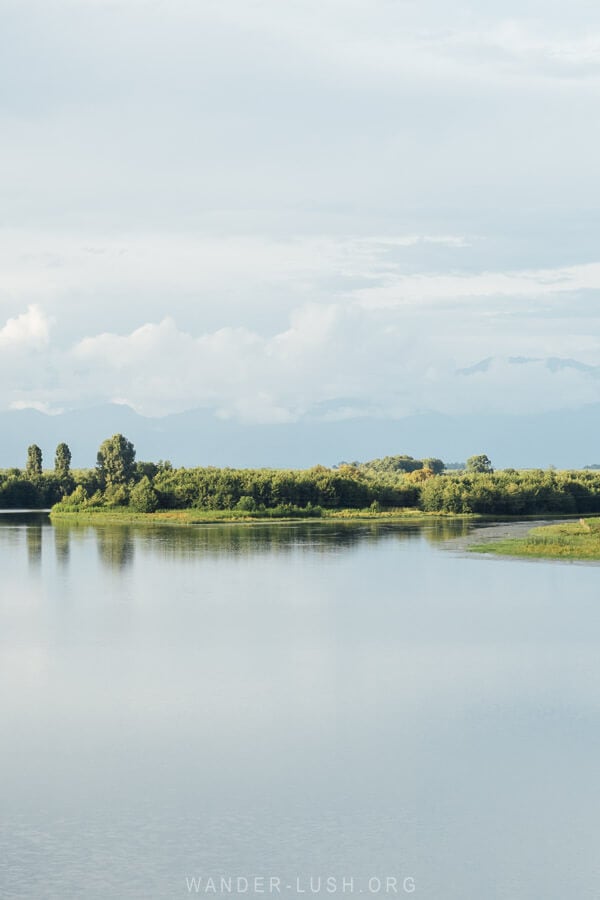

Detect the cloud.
xmin=4 ymin=231 xmax=600 ymax=341
xmin=354 ymin=262 xmax=600 ymax=308
xmin=0 ymin=288 xmax=595 ymax=422
xmin=441 ymin=22 xmax=600 ymax=80
xmin=0 ymin=230 xmax=471 ymax=342
xmin=2 ymin=237 xmax=600 ymax=421
xmin=0 ymin=305 xmax=51 ymax=350
xmin=65 ymin=309 xmax=600 ymax=419
xmin=9 ymin=400 xmax=60 ymax=415
xmin=3 ymin=0 xmax=600 ymax=240
xmin=2 ymin=2 xmax=600 ymax=423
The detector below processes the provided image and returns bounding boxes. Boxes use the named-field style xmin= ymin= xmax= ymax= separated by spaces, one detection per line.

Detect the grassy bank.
xmin=49 ymin=507 xmax=476 ymax=526
xmin=472 ymin=518 xmax=600 ymax=560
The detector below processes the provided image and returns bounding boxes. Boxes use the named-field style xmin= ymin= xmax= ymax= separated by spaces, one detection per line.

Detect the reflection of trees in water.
xmin=423 ymin=518 xmax=472 ymax=543
xmin=0 ymin=513 xmax=49 ymax=571
xmin=49 ymin=517 xmax=475 ymax=567
xmin=53 ymin=525 xmax=71 ymax=567
xmin=95 ymin=526 xmax=135 ymax=571
xmin=26 ymin=523 xmax=43 ymax=568
xmin=139 ymin=521 xmax=388 ymax=560
xmin=106 ymin=518 xmax=474 ymax=561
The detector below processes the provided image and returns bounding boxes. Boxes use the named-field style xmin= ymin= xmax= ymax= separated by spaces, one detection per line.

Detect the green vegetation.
xmin=0 ymin=441 xmax=75 ymax=508
xmin=26 ymin=444 xmax=43 ymax=478
xmin=5 ymin=437 xmax=600 ymax=528
xmin=52 ymin=440 xmax=421 ymax=517
xmin=351 ymin=454 xmax=445 ymax=476
xmin=472 ymin=518 xmax=600 ymax=560
xmin=54 ymin=442 xmax=72 ymax=480
xmin=419 ymin=468 xmax=600 ymax=514
xmin=97 ymin=433 xmax=136 ymax=486
xmin=466 ymin=453 xmax=493 ymax=474
xmin=49 ymin=505 xmax=464 ymax=526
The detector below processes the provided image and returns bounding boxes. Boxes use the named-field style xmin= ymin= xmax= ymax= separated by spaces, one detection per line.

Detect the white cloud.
xmin=2 ymin=236 xmax=600 ymax=420
xmin=2 ymin=1 xmax=600 ymax=423
xmin=65 ymin=306 xmax=600 ymax=419
xmin=0 ymin=230 xmax=472 ymax=342
xmin=440 ymin=22 xmax=600 ymax=80
xmin=3 ymin=0 xmax=600 ymax=239
xmin=354 ymin=262 xmax=600 ymax=309
xmin=9 ymin=399 xmax=61 ymax=415
xmin=6 ymin=231 xmax=600 ymax=339
xmin=0 ymin=305 xmax=51 ymax=350
xmin=0 ymin=291 xmax=595 ymax=421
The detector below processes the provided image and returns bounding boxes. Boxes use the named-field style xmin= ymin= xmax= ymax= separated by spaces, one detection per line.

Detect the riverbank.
xmin=49 ymin=507 xmax=477 ymax=526
xmin=471 ymin=517 xmax=600 ymax=560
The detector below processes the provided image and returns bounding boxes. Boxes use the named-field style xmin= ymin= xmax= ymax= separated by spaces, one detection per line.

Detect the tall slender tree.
xmin=26 ymin=444 xmax=43 ymax=477
xmin=54 ymin=442 xmax=72 ymax=479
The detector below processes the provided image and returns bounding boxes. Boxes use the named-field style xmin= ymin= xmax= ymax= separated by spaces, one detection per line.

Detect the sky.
xmin=2 ymin=0 xmax=600 ymax=424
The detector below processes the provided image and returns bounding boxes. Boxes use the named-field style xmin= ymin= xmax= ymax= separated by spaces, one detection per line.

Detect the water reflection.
xmin=53 ymin=526 xmax=71 ymax=568
xmin=0 ymin=514 xmax=478 ymax=583
xmin=14 ymin=516 xmax=474 ymax=574
xmin=95 ymin=526 xmax=135 ymax=571
xmin=424 ymin=518 xmax=471 ymax=543
xmin=81 ymin=518 xmax=473 ymax=566
xmin=26 ymin=524 xmax=43 ymax=569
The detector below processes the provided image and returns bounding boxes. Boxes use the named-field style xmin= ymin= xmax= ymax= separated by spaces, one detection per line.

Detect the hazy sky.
xmin=2 ymin=0 xmax=600 ymax=421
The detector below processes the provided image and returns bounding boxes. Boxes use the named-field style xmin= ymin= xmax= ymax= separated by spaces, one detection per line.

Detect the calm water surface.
xmin=1 ymin=515 xmax=599 ymax=899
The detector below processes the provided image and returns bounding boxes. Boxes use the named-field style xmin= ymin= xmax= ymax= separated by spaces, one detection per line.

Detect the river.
xmin=1 ymin=514 xmax=599 ymax=898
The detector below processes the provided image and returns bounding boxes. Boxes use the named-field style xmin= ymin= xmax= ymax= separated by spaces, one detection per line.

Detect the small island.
xmin=472 ymin=518 xmax=600 ymax=561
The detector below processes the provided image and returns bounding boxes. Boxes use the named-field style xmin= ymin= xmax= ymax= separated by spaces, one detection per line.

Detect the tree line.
xmin=3 ymin=436 xmax=600 ymax=516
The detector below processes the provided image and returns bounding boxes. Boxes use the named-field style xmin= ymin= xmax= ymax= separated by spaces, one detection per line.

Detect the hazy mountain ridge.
xmin=457 ymin=355 xmax=600 ymax=378
xmin=1 ymin=403 xmax=599 ymax=470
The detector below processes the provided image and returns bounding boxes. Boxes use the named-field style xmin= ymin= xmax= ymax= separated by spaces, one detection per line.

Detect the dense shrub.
xmin=420 ymin=471 xmax=600 ymax=515
xmin=129 ymin=477 xmax=159 ymax=513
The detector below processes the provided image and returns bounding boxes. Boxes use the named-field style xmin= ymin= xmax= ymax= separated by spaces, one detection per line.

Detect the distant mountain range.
xmin=0 ymin=402 xmax=598 ymax=470
xmin=456 ymin=356 xmax=600 ymax=377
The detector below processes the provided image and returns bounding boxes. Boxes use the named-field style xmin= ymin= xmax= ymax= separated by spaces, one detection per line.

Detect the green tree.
xmin=54 ymin=442 xmax=72 ymax=479
xmin=26 ymin=444 xmax=42 ymax=477
xmin=135 ymin=461 xmax=158 ymax=480
xmin=96 ymin=434 xmax=136 ymax=487
xmin=129 ymin=476 xmax=159 ymax=512
xmin=236 ymin=495 xmax=257 ymax=512
xmin=422 ymin=457 xmax=445 ymax=475
xmin=466 ymin=454 xmax=493 ymax=474
xmin=64 ymin=485 xmax=88 ymax=508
